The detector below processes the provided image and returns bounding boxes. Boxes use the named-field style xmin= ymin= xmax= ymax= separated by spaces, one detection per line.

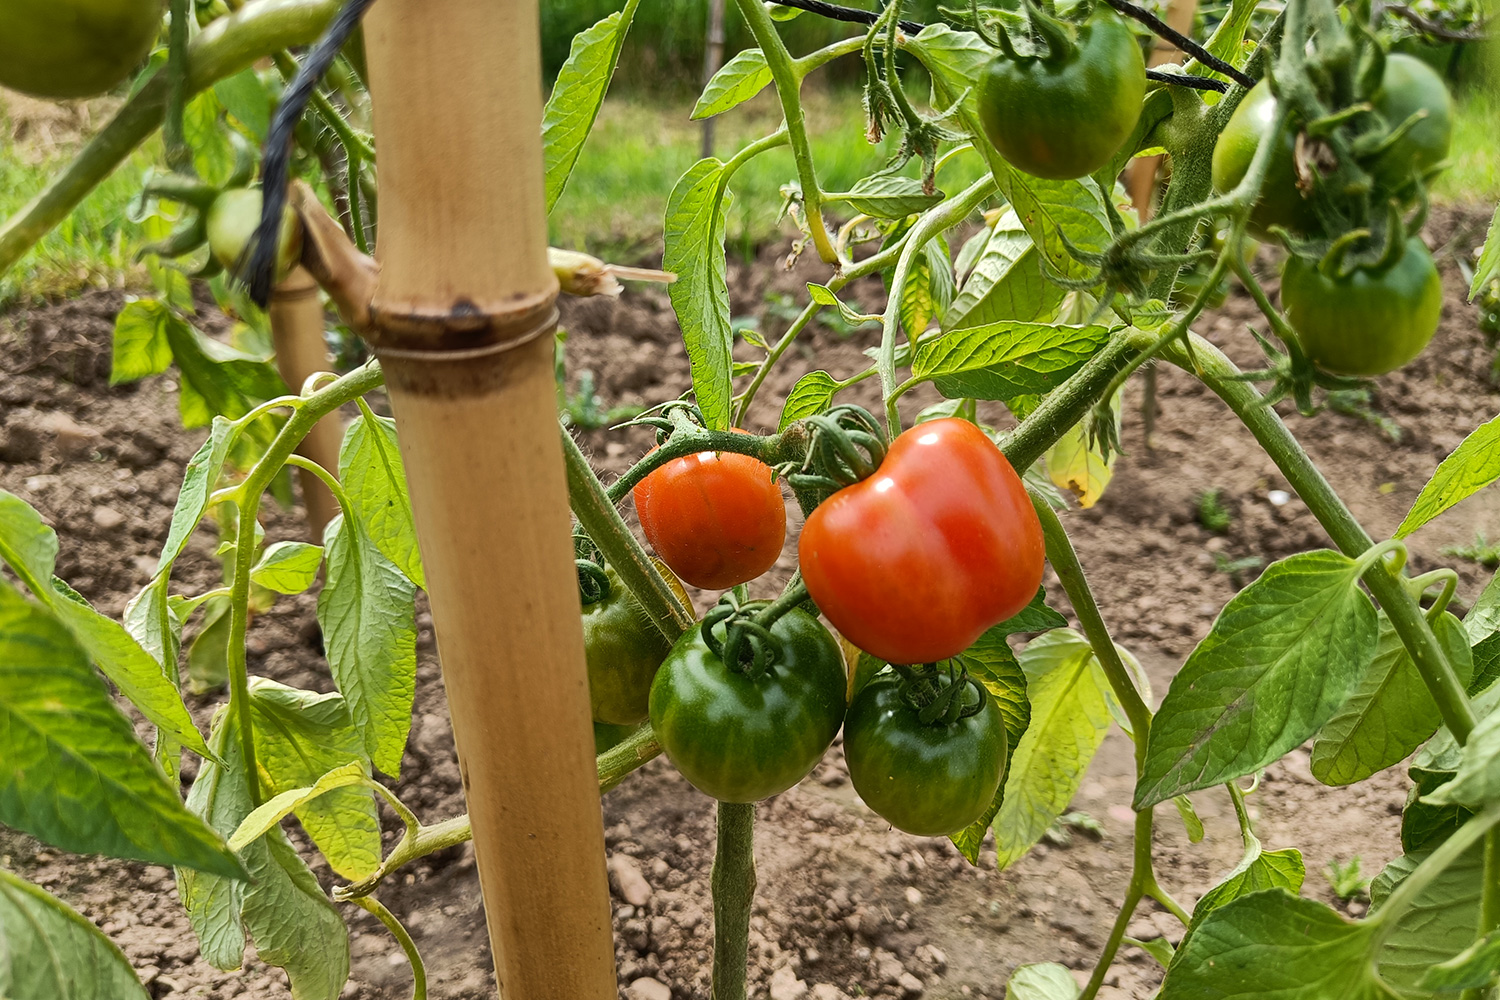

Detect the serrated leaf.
xmin=1192 ymin=847 xmax=1305 ymax=922
xmin=1006 ymin=963 xmax=1079 ymax=999
xmin=0 ymin=582 xmax=244 ymax=878
xmin=913 ymin=322 xmax=1113 ymax=403
xmin=1311 ymin=611 xmax=1473 ymax=785
xmin=807 ymin=283 xmax=881 ymax=326
xmin=542 ymin=2 xmax=640 ymax=213
xmin=250 ymin=541 xmax=324 ymax=595
xmin=691 ymin=49 xmax=772 ymax=120
xmin=950 ymin=625 xmax=1031 ymax=862
xmin=905 ymin=26 xmax=1112 ymax=284
xmin=0 ymin=491 xmax=208 ymax=758
xmin=247 ymin=679 xmax=381 ymax=880
xmin=664 ymin=158 xmax=735 ymax=430
xmin=159 ymin=416 xmax=237 ymax=574
xmin=1159 ymin=891 xmax=1389 ymax=1000
xmin=1136 ymin=550 xmax=1379 ymax=807
xmin=317 ymin=513 xmax=417 ymax=778
xmin=778 ymin=370 xmax=841 ymax=430
xmin=899 ymin=235 xmax=953 ymax=339
xmin=1397 ymin=412 xmax=1500 ymax=538
xmin=0 ymin=869 xmax=149 ymax=1000
xmin=111 ymin=299 xmax=175 ymax=385
xmin=944 ymin=209 xmax=1065 ymax=331
xmin=1370 ymin=842 xmax=1485 ymax=991
xmin=993 ymin=630 xmax=1114 ymax=869
xmin=1469 ymin=203 xmax=1500 ymax=301
xmin=1419 ymin=929 xmax=1500 ymax=992
xmin=842 ymin=174 xmax=945 ymax=218
xmin=338 ymin=412 xmax=423 ymax=590
xmin=228 ymin=762 xmax=368 ymax=853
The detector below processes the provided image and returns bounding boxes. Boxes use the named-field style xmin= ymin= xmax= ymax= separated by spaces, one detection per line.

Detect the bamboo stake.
xmin=269 ymin=266 xmax=342 ymax=539
xmin=362 ymin=2 xmax=617 ymax=998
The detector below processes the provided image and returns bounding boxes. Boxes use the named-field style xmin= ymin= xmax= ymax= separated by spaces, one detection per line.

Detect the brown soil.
xmin=1 ymin=203 xmax=1497 ymax=1000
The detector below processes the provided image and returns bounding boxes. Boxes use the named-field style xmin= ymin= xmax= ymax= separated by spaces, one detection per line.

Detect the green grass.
xmin=0 ymin=126 xmax=157 ymax=307
xmin=1434 ymin=85 xmax=1500 ymax=203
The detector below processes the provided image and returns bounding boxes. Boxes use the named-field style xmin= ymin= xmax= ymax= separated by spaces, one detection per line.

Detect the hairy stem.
xmin=350 ymin=895 xmax=427 ymax=1000
xmin=711 ymin=801 xmax=757 ymax=1000
xmin=1164 ymin=336 xmax=1477 ymax=743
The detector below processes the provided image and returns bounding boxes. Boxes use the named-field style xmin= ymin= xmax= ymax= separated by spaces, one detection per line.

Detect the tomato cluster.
xmin=603 ymin=417 xmax=1041 ymax=837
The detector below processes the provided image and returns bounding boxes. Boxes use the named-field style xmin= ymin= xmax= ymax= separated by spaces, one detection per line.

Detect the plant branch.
xmin=1163 ymin=335 xmax=1478 ymax=743
xmin=1100 ymin=0 xmax=1255 ymax=87
xmin=712 ymin=801 xmax=757 ymax=1000
xmin=1080 ymin=808 xmax=1157 ymax=1000
xmin=350 ymin=895 xmax=427 ymax=1000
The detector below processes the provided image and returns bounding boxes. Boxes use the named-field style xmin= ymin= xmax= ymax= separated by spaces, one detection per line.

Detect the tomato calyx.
xmin=889 ymin=663 xmax=991 ymax=728
xmin=699 ymin=581 xmax=811 ymax=681
xmin=781 ymin=405 xmax=888 ymax=496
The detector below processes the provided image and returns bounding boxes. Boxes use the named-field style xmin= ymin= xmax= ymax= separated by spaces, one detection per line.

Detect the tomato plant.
xmin=799 ymin=417 xmax=1044 ymax=664
xmin=632 ymin=434 xmax=787 ymax=590
xmin=2 ymin=0 xmax=1500 ymax=998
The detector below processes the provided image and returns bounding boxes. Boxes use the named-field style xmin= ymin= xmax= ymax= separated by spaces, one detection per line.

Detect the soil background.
xmin=1 ymin=204 xmax=1498 ymax=1000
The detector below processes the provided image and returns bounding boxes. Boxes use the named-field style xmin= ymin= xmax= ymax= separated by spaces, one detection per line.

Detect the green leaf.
xmin=1311 ymin=611 xmax=1474 ymax=785
xmin=1402 ymin=765 xmax=1473 ymax=853
xmin=162 ymin=310 xmax=287 ymax=432
xmin=1419 ymin=930 xmax=1500 ymax=992
xmin=213 ymin=68 xmax=272 ymax=142
xmin=228 ymin=762 xmax=368 ymax=854
xmin=841 ymin=174 xmax=945 ymax=219
xmin=179 ymin=706 xmax=350 ymax=997
xmin=338 ymin=412 xmax=423 ymax=589
xmin=944 ymin=209 xmax=1066 ymax=331
xmin=1370 ymin=842 xmax=1485 ymax=991
xmin=318 ymin=513 xmax=418 ymax=778
xmin=1136 ymin=550 xmax=1379 ymax=807
xmin=1191 ymin=847 xmax=1306 ymax=922
xmin=247 ymin=679 xmax=381 ymax=880
xmin=993 ymin=629 xmax=1113 ymax=869
xmin=1465 ymin=572 xmax=1500 ymax=696
xmin=778 ymin=370 xmax=841 ymax=430
xmin=949 ymin=630 xmax=1030 ymax=863
xmin=1423 ymin=709 xmax=1500 ymax=808
xmin=806 ymin=283 xmax=881 ymax=326
xmin=182 ymin=90 xmax=236 ymax=188
xmin=186 ymin=597 xmax=231 ymax=696
xmin=1397 ymin=412 xmax=1500 ymax=538
xmin=0 ymin=869 xmax=149 ymax=1000
xmin=912 ymin=322 xmax=1113 ymax=403
xmin=899 ymin=236 xmax=954 ymax=339
xmin=1005 ymin=963 xmax=1079 ymax=999
xmin=1469 ymin=203 xmax=1500 ymax=301
xmin=542 ymin=1 xmax=640 ymax=214
xmin=158 ymin=415 xmax=237 ymax=574
xmin=0 ymin=582 xmax=243 ymax=878
xmin=691 ymin=49 xmax=772 ymax=120
xmin=1203 ymin=0 xmax=1259 ymax=71
xmin=1174 ymin=795 xmax=1206 ymax=843
xmin=251 ymin=541 xmax=325 ymax=595
xmin=664 ymin=158 xmax=735 ymax=430
xmin=110 ymin=299 xmax=175 ymax=384
xmin=1159 ymin=891 xmax=1390 ymax=1000
xmin=0 ymin=491 xmax=208 ymax=757
xmin=905 ymin=26 xmax=1111 ymax=284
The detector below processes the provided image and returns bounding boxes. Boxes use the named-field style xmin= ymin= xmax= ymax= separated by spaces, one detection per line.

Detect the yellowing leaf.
xmin=1045 ymin=393 xmax=1121 ymax=508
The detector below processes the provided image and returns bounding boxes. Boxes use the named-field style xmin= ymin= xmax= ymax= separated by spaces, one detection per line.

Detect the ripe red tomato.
xmin=798 ymin=418 xmax=1044 ymax=664
xmin=632 ymin=432 xmax=787 ymax=590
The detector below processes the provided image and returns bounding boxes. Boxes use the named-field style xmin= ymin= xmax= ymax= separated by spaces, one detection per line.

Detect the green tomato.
xmin=843 ymin=674 xmax=1007 ymax=837
xmin=976 ymin=7 xmax=1147 ymax=181
xmin=0 ymin=0 xmax=164 ymax=99
xmin=648 ymin=607 xmax=846 ymax=803
xmin=1211 ymin=80 xmax=1319 ymax=239
xmin=205 ymin=188 xmax=303 ymax=282
xmin=1281 ymin=237 xmax=1442 ymax=377
xmin=1366 ymin=53 xmax=1453 ymax=191
xmin=582 ymin=566 xmax=674 ymax=726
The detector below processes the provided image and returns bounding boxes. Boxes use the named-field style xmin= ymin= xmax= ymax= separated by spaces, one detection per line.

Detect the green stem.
xmin=711 ymin=801 xmax=757 ymax=1000
xmin=606 ymin=425 xmax=810 ymax=503
xmin=732 ymin=0 xmax=838 ymax=263
xmin=1079 ymin=808 xmax=1156 ymax=1000
xmin=793 ymin=36 xmax=867 ymax=77
xmin=1163 ymin=335 xmax=1477 ymax=743
xmin=598 ymin=723 xmax=664 ymax=794
xmin=562 ymin=429 xmax=695 ymax=642
xmin=165 ymin=0 xmax=192 ymax=172
xmin=1470 ymin=830 xmax=1500 ymax=1000
xmin=1032 ymin=496 xmax=1154 ymax=746
xmin=1371 ymin=802 xmax=1500 ymax=950
xmin=283 ymin=454 xmax=352 ymax=514
xmin=0 ymin=0 xmax=343 ymax=274
xmin=350 ymin=895 xmax=427 ymax=1000
xmin=877 ymin=175 xmax=997 ymax=433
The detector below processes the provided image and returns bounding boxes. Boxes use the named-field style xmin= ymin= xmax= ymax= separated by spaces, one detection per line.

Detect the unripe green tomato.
xmin=581 ymin=566 xmax=675 ymax=727
xmin=844 ymin=675 xmax=1007 ymax=837
xmin=1366 ymin=53 xmax=1453 ymax=191
xmin=976 ymin=8 xmax=1147 ymax=181
xmin=0 ymin=0 xmax=164 ymax=99
xmin=1281 ymin=237 xmax=1443 ymax=377
xmin=648 ymin=608 xmax=846 ymax=803
xmin=205 ymin=188 xmax=303 ymax=282
xmin=1211 ymin=81 xmax=1318 ymax=239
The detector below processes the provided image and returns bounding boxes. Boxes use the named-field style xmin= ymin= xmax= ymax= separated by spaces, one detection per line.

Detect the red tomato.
xmin=632 ymin=432 xmax=787 ymax=590
xmin=798 ymin=418 xmax=1044 ymax=664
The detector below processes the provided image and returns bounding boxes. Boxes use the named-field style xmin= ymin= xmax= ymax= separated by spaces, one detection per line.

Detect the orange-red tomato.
xmin=632 ymin=433 xmax=787 ymax=590
xmin=798 ymin=418 xmax=1044 ymax=664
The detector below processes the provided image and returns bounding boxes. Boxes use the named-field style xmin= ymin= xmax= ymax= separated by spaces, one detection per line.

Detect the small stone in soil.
xmin=611 ymin=854 xmax=653 ymax=906
xmin=769 ymin=965 xmax=809 ymax=1000
xmin=625 ymin=977 xmax=671 ymax=1000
